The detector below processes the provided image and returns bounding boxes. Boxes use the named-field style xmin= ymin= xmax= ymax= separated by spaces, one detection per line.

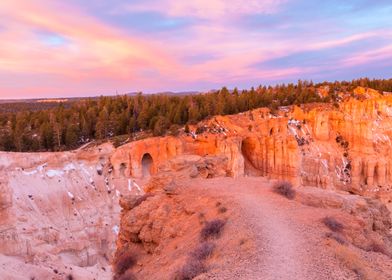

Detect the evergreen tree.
xmin=1 ymin=78 xmax=391 ymax=152
xmin=65 ymin=124 xmax=79 ymax=148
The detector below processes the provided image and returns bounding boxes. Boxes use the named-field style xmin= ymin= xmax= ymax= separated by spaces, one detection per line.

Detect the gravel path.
xmin=240 ymin=192 xmax=307 ymax=279
xmin=193 ymin=177 xmax=353 ymax=280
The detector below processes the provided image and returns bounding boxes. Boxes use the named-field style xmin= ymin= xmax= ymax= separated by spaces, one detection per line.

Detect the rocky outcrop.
xmin=114 ymin=183 xmax=233 ymax=280
xmin=0 ymin=143 xmax=125 ymax=279
xmin=144 ymin=155 xmax=229 ymax=192
xmin=111 ymin=109 xmax=299 ymax=182
xmin=117 ymin=193 xmax=191 ymax=254
xmin=296 ymin=187 xmax=392 ymax=254
xmin=111 ymin=89 xmax=392 ymax=204
xmin=296 ymin=187 xmax=391 ymax=234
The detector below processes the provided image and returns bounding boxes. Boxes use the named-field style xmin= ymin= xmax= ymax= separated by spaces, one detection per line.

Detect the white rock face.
xmin=0 ymin=143 xmax=135 ymax=280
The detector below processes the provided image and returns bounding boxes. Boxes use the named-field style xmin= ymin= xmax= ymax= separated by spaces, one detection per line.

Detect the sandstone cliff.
xmin=2 ymin=86 xmax=392 ymax=279
xmin=0 ymin=143 xmax=132 ymax=279
xmin=112 ymin=88 xmax=392 ymax=205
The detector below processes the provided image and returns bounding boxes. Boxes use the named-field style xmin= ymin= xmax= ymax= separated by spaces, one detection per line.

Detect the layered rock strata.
xmin=112 ymin=88 xmax=392 ymax=203
xmin=0 ymin=143 xmax=133 ymax=279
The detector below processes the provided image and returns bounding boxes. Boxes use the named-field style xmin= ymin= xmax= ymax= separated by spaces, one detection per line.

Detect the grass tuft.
xmin=332 ymin=242 xmax=381 ymax=280
xmin=175 ymin=259 xmax=206 ymax=280
xmin=200 ymin=219 xmax=226 ymax=240
xmin=218 ymin=206 xmax=227 ymax=214
xmin=366 ymin=241 xmax=391 ymax=257
xmin=190 ymin=242 xmax=215 ymax=260
xmin=325 ymin=232 xmax=346 ymax=245
xmin=322 ymin=216 xmax=344 ymax=232
xmin=272 ymin=181 xmax=296 ymax=199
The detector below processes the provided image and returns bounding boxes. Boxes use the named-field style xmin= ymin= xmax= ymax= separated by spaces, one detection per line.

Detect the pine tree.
xmin=95 ymin=107 xmax=109 ymax=139
xmin=65 ymin=124 xmax=79 ymax=148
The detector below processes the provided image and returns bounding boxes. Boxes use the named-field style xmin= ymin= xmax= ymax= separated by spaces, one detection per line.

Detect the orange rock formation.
xmin=111 ymin=88 xmax=392 ymax=203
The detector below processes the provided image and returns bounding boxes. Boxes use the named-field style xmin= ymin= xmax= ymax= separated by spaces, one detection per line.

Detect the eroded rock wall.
xmin=0 ymin=143 xmax=134 ymax=279
xmin=113 ymin=89 xmax=392 ymax=203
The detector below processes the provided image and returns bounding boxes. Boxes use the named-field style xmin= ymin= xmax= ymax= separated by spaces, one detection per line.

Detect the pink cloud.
xmin=0 ymin=0 xmax=296 ymax=97
xmin=341 ymin=44 xmax=392 ymax=68
xmin=118 ymin=0 xmax=288 ymax=19
xmin=0 ymin=0 xmax=178 ymax=98
xmin=307 ymin=30 xmax=392 ymax=51
xmin=0 ymin=0 xmax=391 ymax=98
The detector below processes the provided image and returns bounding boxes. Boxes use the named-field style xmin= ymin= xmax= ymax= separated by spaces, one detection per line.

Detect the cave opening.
xmin=241 ymin=138 xmax=262 ymax=176
xmin=141 ymin=153 xmax=153 ymax=178
xmin=119 ymin=163 xmax=127 ymax=177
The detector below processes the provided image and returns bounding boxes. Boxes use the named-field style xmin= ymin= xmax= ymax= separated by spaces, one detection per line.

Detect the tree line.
xmin=0 ymin=78 xmax=391 ymax=152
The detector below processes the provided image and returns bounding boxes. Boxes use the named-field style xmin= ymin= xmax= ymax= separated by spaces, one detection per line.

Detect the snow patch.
xmin=112 ymin=225 xmax=119 ymax=235
xmin=67 ymin=191 xmax=74 ymax=199
xmin=23 ymin=169 xmax=38 ymax=176
xmin=46 ymin=170 xmax=64 ymax=178
xmin=64 ymin=163 xmax=76 ymax=172
xmin=80 ymin=164 xmax=91 ymax=176
xmin=134 ymin=181 xmax=143 ymax=193
xmin=22 ymin=163 xmax=47 ymax=175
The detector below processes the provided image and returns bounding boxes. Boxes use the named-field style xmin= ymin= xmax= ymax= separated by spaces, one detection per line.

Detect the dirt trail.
xmin=239 ymin=192 xmax=307 ymax=279
xmin=192 ymin=177 xmax=352 ymax=280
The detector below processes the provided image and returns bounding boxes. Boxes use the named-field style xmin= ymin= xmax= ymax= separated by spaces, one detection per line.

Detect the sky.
xmin=0 ymin=0 xmax=391 ymax=99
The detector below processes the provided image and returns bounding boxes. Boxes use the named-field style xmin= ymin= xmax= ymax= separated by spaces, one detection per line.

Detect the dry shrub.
xmin=200 ymin=219 xmax=226 ymax=240
xmin=176 ymin=240 xmax=216 ymax=279
xmin=332 ymin=242 xmax=381 ymax=280
xmin=114 ymin=251 xmax=137 ymax=277
xmin=218 ymin=206 xmax=227 ymax=214
xmin=272 ymin=181 xmax=296 ymax=199
xmin=117 ymin=270 xmax=137 ymax=280
xmin=366 ymin=241 xmax=391 ymax=258
xmin=190 ymin=242 xmax=215 ymax=260
xmin=325 ymin=232 xmax=346 ymax=245
xmin=175 ymin=259 xmax=207 ymax=280
xmin=322 ymin=216 xmax=344 ymax=232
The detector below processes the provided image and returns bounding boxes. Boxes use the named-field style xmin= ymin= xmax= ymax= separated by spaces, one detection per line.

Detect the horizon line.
xmin=1 ymin=76 xmax=391 ymax=101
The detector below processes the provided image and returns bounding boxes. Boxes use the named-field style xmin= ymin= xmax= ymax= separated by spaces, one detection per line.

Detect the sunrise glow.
xmin=1 ymin=0 xmax=391 ymax=98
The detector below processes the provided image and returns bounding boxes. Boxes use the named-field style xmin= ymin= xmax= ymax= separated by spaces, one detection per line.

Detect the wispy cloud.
xmin=0 ymin=0 xmax=176 ymax=92
xmin=0 ymin=0 xmax=391 ymax=98
xmin=116 ymin=0 xmax=288 ymax=19
xmin=341 ymin=44 xmax=392 ymax=67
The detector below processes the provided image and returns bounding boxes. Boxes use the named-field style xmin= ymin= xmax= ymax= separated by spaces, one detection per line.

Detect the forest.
xmin=1 ymin=78 xmax=391 ymax=152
